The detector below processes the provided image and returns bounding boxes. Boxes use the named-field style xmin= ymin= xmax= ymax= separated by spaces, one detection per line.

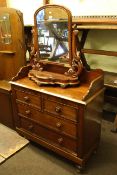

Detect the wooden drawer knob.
xmin=24 ymin=96 xmax=29 ymax=102
xmin=58 ymin=137 xmax=63 ymax=144
xmin=55 ymin=106 xmax=61 ymax=113
xmin=25 ymin=110 xmax=31 ymax=115
xmin=56 ymin=122 xmax=62 ymax=128
xmin=28 ymin=124 xmax=34 ymax=131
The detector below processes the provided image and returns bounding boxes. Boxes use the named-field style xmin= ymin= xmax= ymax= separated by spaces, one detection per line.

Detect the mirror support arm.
xmin=66 ymin=30 xmax=83 ymax=78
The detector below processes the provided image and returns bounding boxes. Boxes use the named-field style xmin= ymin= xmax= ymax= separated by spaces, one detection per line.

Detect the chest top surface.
xmin=11 ymin=67 xmax=104 ymax=104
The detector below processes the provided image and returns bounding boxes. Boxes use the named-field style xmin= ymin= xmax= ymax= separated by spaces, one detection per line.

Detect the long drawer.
xmin=17 ymin=103 xmax=77 ymax=137
xmin=20 ymin=117 xmax=78 ymax=153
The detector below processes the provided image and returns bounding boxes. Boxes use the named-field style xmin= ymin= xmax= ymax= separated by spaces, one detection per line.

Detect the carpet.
xmin=0 ymin=124 xmax=29 ymax=164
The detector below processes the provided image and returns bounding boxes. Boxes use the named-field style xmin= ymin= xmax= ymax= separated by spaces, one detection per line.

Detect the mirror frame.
xmin=33 ymin=4 xmax=72 ymax=66
xmin=28 ymin=4 xmax=83 ymax=88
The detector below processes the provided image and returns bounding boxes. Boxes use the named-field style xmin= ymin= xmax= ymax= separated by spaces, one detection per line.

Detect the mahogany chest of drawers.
xmin=11 ymin=69 xmax=104 ymax=170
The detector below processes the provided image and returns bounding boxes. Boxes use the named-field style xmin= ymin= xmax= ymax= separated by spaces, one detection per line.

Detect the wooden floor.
xmin=0 ymin=124 xmax=29 ymax=164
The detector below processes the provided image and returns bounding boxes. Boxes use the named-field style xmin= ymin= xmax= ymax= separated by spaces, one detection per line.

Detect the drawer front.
xmin=17 ymin=102 xmax=41 ymax=119
xmin=44 ymin=100 xmax=78 ymax=121
xmin=41 ymin=113 xmax=77 ymax=137
xmin=15 ymin=89 xmax=41 ymax=109
xmin=20 ymin=118 xmax=77 ymax=153
xmin=17 ymin=103 xmax=77 ymax=137
xmin=43 ymin=94 xmax=78 ymax=107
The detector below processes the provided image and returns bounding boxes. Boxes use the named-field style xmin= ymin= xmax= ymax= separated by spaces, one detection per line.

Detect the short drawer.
xmin=43 ymin=99 xmax=78 ymax=121
xmin=43 ymin=94 xmax=78 ymax=108
xmin=15 ymin=88 xmax=41 ymax=109
xmin=17 ymin=103 xmax=77 ymax=137
xmin=20 ymin=117 xmax=77 ymax=153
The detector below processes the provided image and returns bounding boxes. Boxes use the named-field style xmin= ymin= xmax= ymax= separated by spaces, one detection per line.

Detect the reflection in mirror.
xmin=36 ymin=7 xmax=69 ymax=65
xmin=0 ymin=13 xmax=12 ymax=44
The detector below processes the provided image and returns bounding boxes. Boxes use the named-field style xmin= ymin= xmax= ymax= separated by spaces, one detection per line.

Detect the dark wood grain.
xmin=11 ymin=67 xmax=104 ymax=169
xmin=0 ymin=8 xmax=26 ymax=80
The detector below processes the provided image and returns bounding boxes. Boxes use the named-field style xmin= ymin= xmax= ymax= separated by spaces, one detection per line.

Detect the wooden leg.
xmin=75 ymin=164 xmax=84 ymax=173
xmin=111 ymin=114 xmax=117 ymax=133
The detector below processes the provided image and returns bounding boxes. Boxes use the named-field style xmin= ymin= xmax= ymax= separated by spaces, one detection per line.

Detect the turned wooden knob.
xmin=28 ymin=124 xmax=34 ymax=131
xmin=56 ymin=122 xmax=62 ymax=128
xmin=55 ymin=106 xmax=61 ymax=113
xmin=58 ymin=137 xmax=63 ymax=144
xmin=25 ymin=110 xmax=31 ymax=115
xmin=24 ymin=96 xmax=29 ymax=102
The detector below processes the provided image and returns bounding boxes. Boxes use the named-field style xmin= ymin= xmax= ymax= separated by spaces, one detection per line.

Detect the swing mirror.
xmin=28 ymin=5 xmax=82 ymax=87
xmin=34 ymin=5 xmax=72 ymax=66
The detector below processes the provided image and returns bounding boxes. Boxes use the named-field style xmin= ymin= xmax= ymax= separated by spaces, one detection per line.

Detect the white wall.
xmin=7 ymin=0 xmax=117 ymax=25
xmin=84 ymin=30 xmax=117 ymax=73
xmin=51 ymin=0 xmax=117 ymax=16
xmin=7 ymin=0 xmax=43 ymax=25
